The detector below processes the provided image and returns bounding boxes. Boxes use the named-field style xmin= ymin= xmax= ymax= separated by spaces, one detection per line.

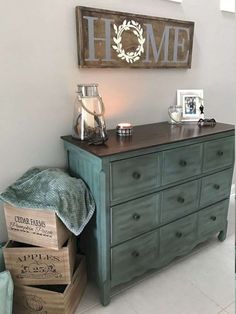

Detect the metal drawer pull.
xmin=176 ymin=232 xmax=183 ymax=238
xmin=132 ymin=171 xmax=141 ymax=180
xmin=179 ymin=160 xmax=187 ymax=167
xmin=132 ymin=213 xmax=141 ymax=220
xmin=210 ymin=216 xmax=217 ymax=221
xmin=214 ymin=184 xmax=220 ymax=190
xmin=131 ymin=251 xmax=140 ymax=257
xmin=177 ymin=197 xmax=185 ymax=203
xmin=217 ymin=151 xmax=224 ymax=156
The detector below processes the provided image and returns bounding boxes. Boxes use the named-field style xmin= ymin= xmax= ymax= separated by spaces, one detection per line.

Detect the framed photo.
xmin=177 ymin=89 xmax=203 ymax=122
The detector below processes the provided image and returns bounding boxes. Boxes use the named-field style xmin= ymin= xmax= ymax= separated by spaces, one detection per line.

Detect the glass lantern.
xmin=72 ymin=84 xmax=108 ymax=144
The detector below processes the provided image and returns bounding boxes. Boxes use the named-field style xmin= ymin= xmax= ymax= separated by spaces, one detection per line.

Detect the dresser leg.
xmin=99 ymin=281 xmax=111 ymax=306
xmin=218 ymin=221 xmax=228 ymax=242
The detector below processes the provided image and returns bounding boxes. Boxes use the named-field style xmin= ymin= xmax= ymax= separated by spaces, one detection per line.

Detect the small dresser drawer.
xmin=198 ymin=200 xmax=228 ymax=239
xmin=203 ymin=137 xmax=235 ymax=172
xmin=111 ymin=231 xmax=158 ymax=287
xmin=162 ymin=144 xmax=202 ymax=185
xmin=111 ymin=193 xmax=160 ymax=245
xmin=200 ymin=169 xmax=233 ymax=207
xmin=110 ymin=153 xmax=161 ymax=203
xmin=160 ymin=214 xmax=197 ymax=257
xmin=161 ymin=180 xmax=200 ymax=224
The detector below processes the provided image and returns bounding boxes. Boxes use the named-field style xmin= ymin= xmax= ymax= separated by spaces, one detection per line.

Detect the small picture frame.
xmin=177 ymin=89 xmax=204 ymax=122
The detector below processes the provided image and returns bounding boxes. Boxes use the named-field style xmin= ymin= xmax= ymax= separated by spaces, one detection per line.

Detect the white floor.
xmin=75 ymin=196 xmax=235 ymax=314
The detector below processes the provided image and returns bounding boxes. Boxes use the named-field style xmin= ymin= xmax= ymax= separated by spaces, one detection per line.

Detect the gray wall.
xmin=0 ymin=0 xmax=235 ymax=241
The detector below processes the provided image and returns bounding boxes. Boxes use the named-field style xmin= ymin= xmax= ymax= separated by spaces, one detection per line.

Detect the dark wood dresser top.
xmin=61 ymin=122 xmax=235 ymax=157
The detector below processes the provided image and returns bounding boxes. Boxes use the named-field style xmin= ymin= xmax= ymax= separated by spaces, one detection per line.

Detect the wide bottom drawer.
xmin=111 ymin=231 xmax=159 ymax=287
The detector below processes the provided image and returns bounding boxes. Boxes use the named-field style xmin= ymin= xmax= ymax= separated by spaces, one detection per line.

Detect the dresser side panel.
xmin=64 ymin=143 xmax=111 ymax=298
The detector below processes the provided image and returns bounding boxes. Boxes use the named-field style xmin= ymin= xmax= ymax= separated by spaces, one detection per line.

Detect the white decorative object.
xmin=220 ymin=0 xmax=235 ymax=13
xmin=112 ymin=20 xmax=145 ymax=63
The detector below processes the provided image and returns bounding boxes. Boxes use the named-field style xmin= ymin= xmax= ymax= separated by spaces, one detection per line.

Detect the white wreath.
xmin=112 ymin=20 xmax=145 ymax=63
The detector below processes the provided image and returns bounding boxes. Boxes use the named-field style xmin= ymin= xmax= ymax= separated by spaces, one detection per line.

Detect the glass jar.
xmin=168 ymin=105 xmax=182 ymax=124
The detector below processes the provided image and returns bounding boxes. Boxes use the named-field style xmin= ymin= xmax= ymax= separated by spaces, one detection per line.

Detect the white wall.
xmin=0 ymin=0 xmax=235 ymax=241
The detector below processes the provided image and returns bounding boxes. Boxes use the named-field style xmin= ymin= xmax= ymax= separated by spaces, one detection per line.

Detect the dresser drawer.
xmin=200 ymin=169 xmax=233 ymax=207
xmin=111 ymin=193 xmax=160 ymax=245
xmin=161 ymin=180 xmax=200 ymax=224
xmin=203 ymin=137 xmax=235 ymax=172
xmin=198 ymin=200 xmax=228 ymax=238
xmin=110 ymin=153 xmax=161 ymax=202
xmin=162 ymin=144 xmax=202 ymax=185
xmin=160 ymin=214 xmax=197 ymax=257
xmin=111 ymin=231 xmax=158 ymax=287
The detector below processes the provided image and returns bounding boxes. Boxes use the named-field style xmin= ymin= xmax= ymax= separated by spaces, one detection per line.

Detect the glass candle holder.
xmin=168 ymin=105 xmax=182 ymax=124
xmin=116 ymin=123 xmax=133 ymax=136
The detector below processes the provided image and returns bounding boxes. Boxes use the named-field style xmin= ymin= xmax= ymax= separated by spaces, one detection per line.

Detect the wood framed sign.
xmin=76 ymin=6 xmax=194 ymax=69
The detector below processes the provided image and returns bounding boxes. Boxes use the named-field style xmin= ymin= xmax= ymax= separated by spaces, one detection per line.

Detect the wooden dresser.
xmin=62 ymin=122 xmax=235 ymax=306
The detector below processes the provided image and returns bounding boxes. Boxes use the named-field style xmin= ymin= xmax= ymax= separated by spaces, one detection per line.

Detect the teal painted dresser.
xmin=62 ymin=122 xmax=235 ymax=306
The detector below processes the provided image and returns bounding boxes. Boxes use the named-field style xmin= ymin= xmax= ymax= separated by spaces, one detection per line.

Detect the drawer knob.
xmin=133 ymin=213 xmax=141 ymax=220
xmin=179 ymin=160 xmax=187 ymax=167
xmin=214 ymin=184 xmax=220 ymax=190
xmin=217 ymin=151 xmax=224 ymax=157
xmin=176 ymin=232 xmax=183 ymax=238
xmin=132 ymin=172 xmax=141 ymax=180
xmin=210 ymin=216 xmax=217 ymax=221
xmin=131 ymin=251 xmax=140 ymax=258
xmin=177 ymin=197 xmax=185 ymax=204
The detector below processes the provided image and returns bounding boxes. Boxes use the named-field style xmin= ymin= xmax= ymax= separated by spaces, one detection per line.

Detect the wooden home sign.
xmin=76 ymin=6 xmax=194 ymax=68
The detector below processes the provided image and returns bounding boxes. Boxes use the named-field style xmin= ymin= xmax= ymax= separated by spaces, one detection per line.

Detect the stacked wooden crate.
xmin=3 ymin=204 xmax=87 ymax=314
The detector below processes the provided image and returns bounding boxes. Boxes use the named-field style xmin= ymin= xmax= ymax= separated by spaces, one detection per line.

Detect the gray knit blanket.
xmin=0 ymin=168 xmax=95 ymax=236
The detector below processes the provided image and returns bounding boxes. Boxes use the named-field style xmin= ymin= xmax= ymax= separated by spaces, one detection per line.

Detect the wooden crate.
xmin=3 ymin=236 xmax=76 ymax=285
xmin=4 ymin=204 xmax=71 ymax=250
xmin=13 ymin=256 xmax=87 ymax=314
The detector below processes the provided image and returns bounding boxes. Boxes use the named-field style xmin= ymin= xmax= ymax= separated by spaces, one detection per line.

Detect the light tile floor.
xmin=76 ymin=196 xmax=235 ymax=314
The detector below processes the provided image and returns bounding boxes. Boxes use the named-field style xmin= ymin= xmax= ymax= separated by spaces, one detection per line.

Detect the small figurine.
xmin=199 ymin=104 xmax=204 ymax=114
xmin=199 ymin=102 xmax=204 ymax=120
